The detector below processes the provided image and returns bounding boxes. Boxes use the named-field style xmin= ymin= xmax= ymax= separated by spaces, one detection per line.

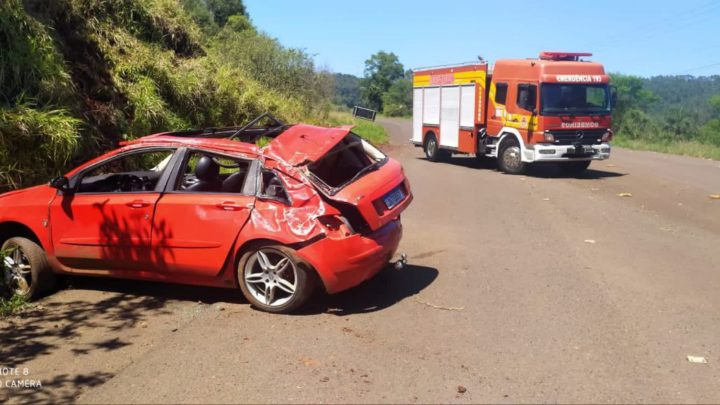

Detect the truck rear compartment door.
xmin=440 ymin=86 xmax=460 ymax=148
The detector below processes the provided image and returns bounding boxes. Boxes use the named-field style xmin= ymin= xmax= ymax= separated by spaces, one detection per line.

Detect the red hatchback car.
xmin=0 ymin=116 xmax=412 ymax=313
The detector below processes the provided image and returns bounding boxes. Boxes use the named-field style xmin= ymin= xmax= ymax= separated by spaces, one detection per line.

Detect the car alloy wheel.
xmin=243 ymin=248 xmax=298 ymax=307
xmin=2 ymin=245 xmax=32 ymax=296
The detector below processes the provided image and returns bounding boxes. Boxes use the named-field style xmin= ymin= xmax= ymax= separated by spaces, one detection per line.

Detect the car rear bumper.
xmin=524 ymin=143 xmax=611 ymax=162
xmin=296 ymin=218 xmax=403 ymax=294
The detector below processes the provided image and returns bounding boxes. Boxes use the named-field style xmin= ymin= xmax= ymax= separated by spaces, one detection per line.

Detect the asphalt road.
xmin=2 ymin=118 xmax=719 ymax=404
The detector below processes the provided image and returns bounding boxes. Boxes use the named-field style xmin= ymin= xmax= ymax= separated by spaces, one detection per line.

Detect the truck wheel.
xmin=1 ymin=237 xmax=56 ymax=299
xmin=423 ymin=134 xmax=447 ymax=162
xmin=237 ymin=244 xmax=315 ymax=314
xmin=559 ymin=161 xmax=591 ymax=176
xmin=498 ymin=138 xmax=527 ymax=174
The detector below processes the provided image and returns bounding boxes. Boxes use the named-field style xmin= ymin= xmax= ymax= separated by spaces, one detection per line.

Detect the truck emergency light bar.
xmin=539 ymin=51 xmax=593 ymax=61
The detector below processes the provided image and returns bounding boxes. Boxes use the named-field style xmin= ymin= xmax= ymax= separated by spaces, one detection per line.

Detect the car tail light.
xmin=602 ymin=129 xmax=613 ymax=142
xmin=317 ymin=215 xmax=355 ymax=237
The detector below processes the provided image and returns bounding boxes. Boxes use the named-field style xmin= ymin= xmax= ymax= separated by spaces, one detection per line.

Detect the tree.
xmin=207 ymin=0 xmax=247 ymax=26
xmin=360 ymin=51 xmax=404 ymax=111
xmin=332 ymin=73 xmax=361 ymax=108
xmin=382 ymin=78 xmax=412 ymax=116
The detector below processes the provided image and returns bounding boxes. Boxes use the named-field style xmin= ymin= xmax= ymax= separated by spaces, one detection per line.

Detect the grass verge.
xmin=0 ymin=294 xmax=28 ymax=318
xmin=327 ymin=111 xmax=389 ymax=145
xmin=613 ymin=137 xmax=720 ymax=161
xmin=0 ymin=249 xmax=30 ymax=317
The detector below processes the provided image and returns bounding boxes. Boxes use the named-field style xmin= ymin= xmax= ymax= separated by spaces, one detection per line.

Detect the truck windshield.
xmin=540 ymin=83 xmax=610 ymax=116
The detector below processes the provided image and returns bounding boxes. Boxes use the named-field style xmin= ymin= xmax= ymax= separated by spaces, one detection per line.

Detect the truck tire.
xmin=1 ymin=237 xmax=56 ymax=299
xmin=423 ymin=134 xmax=448 ymax=162
xmin=559 ymin=160 xmax=591 ymax=176
xmin=498 ymin=137 xmax=527 ymax=175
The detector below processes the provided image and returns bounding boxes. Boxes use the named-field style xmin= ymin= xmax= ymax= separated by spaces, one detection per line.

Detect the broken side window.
xmin=259 ymin=170 xmax=290 ymax=204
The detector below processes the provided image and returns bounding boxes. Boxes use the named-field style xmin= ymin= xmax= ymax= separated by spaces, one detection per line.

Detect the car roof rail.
xmin=229 ymin=112 xmax=286 ymax=141
xmin=157 ymin=112 xmax=287 ymax=141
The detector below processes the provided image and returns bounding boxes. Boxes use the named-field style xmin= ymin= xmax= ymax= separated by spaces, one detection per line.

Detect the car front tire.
xmin=1 ymin=237 xmax=56 ymax=299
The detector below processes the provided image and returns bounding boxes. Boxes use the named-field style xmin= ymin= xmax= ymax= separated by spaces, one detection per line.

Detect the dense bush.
xmin=0 ymin=0 xmax=334 ymax=191
xmin=611 ymin=73 xmax=720 ymax=152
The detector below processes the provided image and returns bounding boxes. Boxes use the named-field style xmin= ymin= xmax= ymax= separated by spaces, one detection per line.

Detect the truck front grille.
xmin=547 ymin=130 xmax=605 ymax=146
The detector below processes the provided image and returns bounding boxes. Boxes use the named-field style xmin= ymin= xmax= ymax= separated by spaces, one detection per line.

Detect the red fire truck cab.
xmin=411 ymin=52 xmax=614 ymax=174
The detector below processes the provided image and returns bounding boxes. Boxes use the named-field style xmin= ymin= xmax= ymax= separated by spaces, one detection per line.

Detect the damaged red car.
xmin=0 ymin=115 xmax=412 ymax=313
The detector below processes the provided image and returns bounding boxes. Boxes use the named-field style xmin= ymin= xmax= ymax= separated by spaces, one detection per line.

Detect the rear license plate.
xmin=383 ymin=187 xmax=405 ymax=210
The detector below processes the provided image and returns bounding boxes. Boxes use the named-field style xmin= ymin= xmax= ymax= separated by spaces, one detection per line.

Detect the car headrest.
xmin=195 ymin=156 xmax=219 ymax=181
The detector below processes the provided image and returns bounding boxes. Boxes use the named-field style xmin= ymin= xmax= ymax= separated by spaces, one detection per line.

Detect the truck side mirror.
xmin=611 ymin=87 xmax=618 ymax=108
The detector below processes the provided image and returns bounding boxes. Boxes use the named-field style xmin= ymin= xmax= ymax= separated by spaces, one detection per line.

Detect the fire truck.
xmin=411 ymin=52 xmax=614 ymax=174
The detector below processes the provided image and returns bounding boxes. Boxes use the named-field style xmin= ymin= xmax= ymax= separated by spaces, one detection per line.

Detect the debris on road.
xmin=687 ymin=355 xmax=708 ymax=364
xmin=413 ymin=297 xmax=464 ymax=311
xmin=618 ymin=192 xmax=633 ymax=197
xmin=710 ymin=194 xmax=720 ymax=200
xmin=607 ymin=164 xmax=617 ymax=167
xmin=542 ymin=198 xmax=551 ymax=201
xmin=584 ymin=239 xmax=596 ymax=244
xmin=457 ymin=385 xmax=467 ymax=394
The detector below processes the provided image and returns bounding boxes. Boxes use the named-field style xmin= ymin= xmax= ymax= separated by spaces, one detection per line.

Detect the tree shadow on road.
xmin=417 ymin=156 xmax=626 ymax=179
xmin=300 ymin=264 xmax=439 ymax=316
xmin=0 ymin=288 xmax=175 ymax=404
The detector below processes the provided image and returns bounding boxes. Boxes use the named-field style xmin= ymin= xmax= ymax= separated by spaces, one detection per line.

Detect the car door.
xmin=49 ymin=148 xmax=178 ymax=271
xmin=151 ymin=149 xmax=257 ymax=277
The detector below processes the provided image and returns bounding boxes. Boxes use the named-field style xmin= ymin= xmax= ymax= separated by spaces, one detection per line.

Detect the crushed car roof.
xmin=125 ymin=123 xmax=354 ymax=165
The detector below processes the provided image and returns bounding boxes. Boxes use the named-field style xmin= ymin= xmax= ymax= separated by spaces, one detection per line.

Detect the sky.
xmin=243 ymin=0 xmax=720 ymax=78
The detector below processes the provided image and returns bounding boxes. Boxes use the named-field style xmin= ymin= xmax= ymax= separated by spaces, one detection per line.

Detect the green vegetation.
xmin=0 ymin=248 xmax=29 ymax=317
xmin=612 ymin=74 xmax=720 ymax=159
xmin=332 ymin=73 xmax=362 ymax=108
xmin=0 ymin=0 xmax=338 ymax=192
xmin=328 ymin=111 xmax=389 ymax=145
xmin=357 ymin=51 xmax=412 ymax=117
xmin=331 ymin=51 xmax=413 ymax=117
xmin=0 ymin=293 xmax=28 ymax=317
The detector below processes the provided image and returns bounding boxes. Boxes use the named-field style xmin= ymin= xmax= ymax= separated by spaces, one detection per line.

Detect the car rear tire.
xmin=1 ymin=237 xmax=55 ymax=299
xmin=559 ymin=160 xmax=591 ymax=176
xmin=423 ymin=134 xmax=448 ymax=162
xmin=237 ymin=245 xmax=314 ymax=314
xmin=498 ymin=137 xmax=527 ymax=175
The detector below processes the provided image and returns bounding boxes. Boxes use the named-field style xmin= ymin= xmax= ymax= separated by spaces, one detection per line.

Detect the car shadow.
xmin=417 ymin=156 xmax=626 ymax=179
xmin=61 ymin=263 xmax=439 ymax=317
xmin=299 ymin=264 xmax=439 ymax=316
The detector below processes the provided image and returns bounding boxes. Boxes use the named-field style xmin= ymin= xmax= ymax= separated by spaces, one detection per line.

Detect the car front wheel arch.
xmin=0 ymin=221 xmax=43 ymax=250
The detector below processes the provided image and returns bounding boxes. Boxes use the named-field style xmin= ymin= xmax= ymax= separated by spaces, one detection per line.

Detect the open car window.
xmin=77 ymin=149 xmax=175 ymax=194
xmin=176 ymin=151 xmax=252 ymax=194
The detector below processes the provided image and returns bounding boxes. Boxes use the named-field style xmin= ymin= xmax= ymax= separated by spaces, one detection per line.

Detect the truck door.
xmin=487 ymin=81 xmax=508 ymax=136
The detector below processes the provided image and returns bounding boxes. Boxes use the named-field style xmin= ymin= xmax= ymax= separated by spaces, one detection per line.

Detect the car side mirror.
xmin=50 ymin=176 xmax=72 ymax=193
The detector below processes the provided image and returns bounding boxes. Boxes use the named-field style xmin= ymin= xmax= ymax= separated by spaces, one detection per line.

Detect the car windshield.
xmin=307 ymin=133 xmax=386 ymax=194
xmin=540 ymin=83 xmax=610 ymax=116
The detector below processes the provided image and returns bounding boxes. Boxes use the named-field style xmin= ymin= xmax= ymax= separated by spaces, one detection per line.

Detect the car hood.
xmin=264 ymin=124 xmax=354 ymax=166
xmin=0 ymin=184 xmax=49 ymax=200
